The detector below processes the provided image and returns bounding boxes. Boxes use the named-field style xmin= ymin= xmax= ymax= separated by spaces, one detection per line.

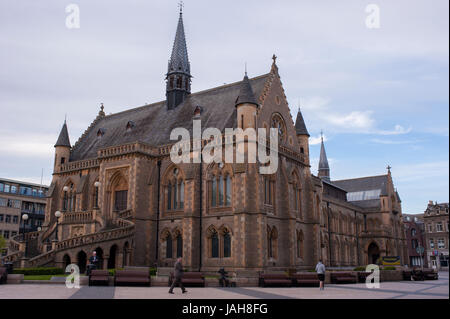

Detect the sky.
xmin=0 ymin=0 xmax=448 ymax=214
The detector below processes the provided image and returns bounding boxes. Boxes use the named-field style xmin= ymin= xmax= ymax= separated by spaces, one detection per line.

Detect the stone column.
xmin=117 ymin=251 xmax=124 ymax=269
xmin=103 ymin=255 xmax=109 ymax=269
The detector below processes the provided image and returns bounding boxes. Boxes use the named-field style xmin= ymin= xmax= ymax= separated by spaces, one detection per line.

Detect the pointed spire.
xmin=55 ymin=121 xmax=71 ymax=148
xmin=318 ymin=132 xmax=330 ymax=181
xmin=235 ymin=73 xmax=258 ymax=107
xmin=295 ymin=106 xmax=309 ymax=136
xmin=168 ymin=8 xmax=190 ymax=75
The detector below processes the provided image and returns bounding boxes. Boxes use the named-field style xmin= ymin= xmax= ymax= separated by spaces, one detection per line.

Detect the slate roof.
xmin=168 ymin=12 xmax=190 ymax=75
xmin=55 ymin=121 xmax=71 ymax=147
xmin=332 ymin=175 xmax=389 ymax=196
xmin=70 ymin=74 xmax=270 ymax=161
xmin=235 ymin=74 xmax=258 ymax=107
xmin=294 ymin=109 xmax=309 ymax=136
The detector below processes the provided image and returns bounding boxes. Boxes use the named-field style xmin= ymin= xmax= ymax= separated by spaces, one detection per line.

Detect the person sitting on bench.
xmin=218 ymin=267 xmax=230 ymax=287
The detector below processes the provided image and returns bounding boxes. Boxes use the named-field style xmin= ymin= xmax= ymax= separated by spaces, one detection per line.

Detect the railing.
xmin=28 ymin=250 xmax=56 ymax=268
xmin=60 ymin=158 xmax=99 ymax=173
xmin=118 ymin=209 xmax=133 ymax=220
xmin=61 ymin=210 xmax=95 ymax=224
xmin=98 ymin=142 xmax=158 ymax=159
xmin=0 ymin=251 xmax=23 ymax=264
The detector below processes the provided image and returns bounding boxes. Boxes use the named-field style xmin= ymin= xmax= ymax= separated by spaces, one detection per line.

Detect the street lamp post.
xmin=54 ymin=211 xmax=61 ymax=241
xmin=94 ymin=181 xmax=101 ymax=208
xmin=21 ymin=214 xmax=29 ymax=257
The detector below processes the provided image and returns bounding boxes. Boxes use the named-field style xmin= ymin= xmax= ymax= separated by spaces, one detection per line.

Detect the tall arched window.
xmin=166 ymin=234 xmax=173 ymax=259
xmin=267 ymin=226 xmax=278 ymax=259
xmin=211 ymin=231 xmax=219 ymax=258
xmin=297 ymin=231 xmax=304 ymax=258
xmin=176 ymin=233 xmax=183 ymax=257
xmin=264 ymin=177 xmax=275 ymax=205
xmin=210 ymin=172 xmax=232 ymax=208
xmin=223 ymin=229 xmax=231 ymax=258
xmin=165 ymin=167 xmax=185 ymax=212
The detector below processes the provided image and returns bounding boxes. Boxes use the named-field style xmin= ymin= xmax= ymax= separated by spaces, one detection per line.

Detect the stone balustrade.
xmin=98 ymin=142 xmax=158 ymax=159
xmin=61 ymin=210 xmax=95 ymax=224
xmin=60 ymin=158 xmax=99 ymax=173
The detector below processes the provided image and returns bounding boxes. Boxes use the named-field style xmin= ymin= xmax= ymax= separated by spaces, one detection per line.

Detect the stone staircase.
xmin=1 ymin=209 xmax=135 ymax=268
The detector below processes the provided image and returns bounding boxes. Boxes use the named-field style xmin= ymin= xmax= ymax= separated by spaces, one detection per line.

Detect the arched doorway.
xmin=77 ymin=251 xmax=87 ymax=274
xmin=108 ymin=245 xmax=118 ymax=269
xmin=368 ymin=242 xmax=380 ymax=264
xmin=63 ymin=254 xmax=71 ymax=269
xmin=95 ymin=247 xmax=104 ymax=269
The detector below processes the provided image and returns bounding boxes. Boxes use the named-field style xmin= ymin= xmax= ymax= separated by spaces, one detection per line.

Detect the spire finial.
xmin=64 ymin=113 xmax=67 ymax=123
xmin=272 ymin=54 xmax=277 ymax=64
xmin=387 ymin=165 xmax=392 ymax=173
xmin=321 ymin=130 xmax=324 ymax=142
xmin=178 ymin=1 xmax=184 ymax=14
xmin=245 ymin=62 xmax=247 ymax=76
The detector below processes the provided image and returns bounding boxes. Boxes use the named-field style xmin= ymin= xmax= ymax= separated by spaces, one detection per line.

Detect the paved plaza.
xmin=0 ymin=272 xmax=447 ymax=299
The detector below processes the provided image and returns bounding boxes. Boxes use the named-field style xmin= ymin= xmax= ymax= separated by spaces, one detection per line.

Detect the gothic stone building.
xmin=2 ymin=10 xmax=406 ymax=273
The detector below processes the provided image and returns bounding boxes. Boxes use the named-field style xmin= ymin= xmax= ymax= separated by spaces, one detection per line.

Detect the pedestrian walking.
xmin=315 ymin=259 xmax=326 ymax=290
xmin=169 ymin=257 xmax=187 ymax=294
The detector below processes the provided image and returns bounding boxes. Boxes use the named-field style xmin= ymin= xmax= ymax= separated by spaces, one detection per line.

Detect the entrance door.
xmin=368 ymin=242 xmax=380 ymax=264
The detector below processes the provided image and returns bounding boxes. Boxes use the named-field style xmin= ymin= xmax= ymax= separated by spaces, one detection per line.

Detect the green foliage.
xmin=353 ymin=266 xmax=367 ymax=271
xmin=13 ymin=267 xmax=65 ymax=276
xmin=149 ymin=267 xmax=157 ymax=276
xmin=382 ymin=266 xmax=396 ymax=271
xmin=0 ymin=235 xmax=6 ymax=250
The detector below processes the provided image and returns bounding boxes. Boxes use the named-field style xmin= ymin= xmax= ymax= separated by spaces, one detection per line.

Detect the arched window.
xmin=62 ymin=183 xmax=76 ymax=212
xmin=267 ymin=226 xmax=278 ymax=259
xmin=176 ymin=77 xmax=182 ymax=88
xmin=211 ymin=231 xmax=219 ymax=258
xmin=165 ymin=167 xmax=185 ymax=212
xmin=411 ymin=228 xmax=416 ymax=237
xmin=210 ymin=172 xmax=232 ymax=208
xmin=223 ymin=229 xmax=231 ymax=258
xmin=297 ymin=231 xmax=304 ymax=258
xmin=166 ymin=234 xmax=173 ymax=259
xmin=264 ymin=177 xmax=275 ymax=205
xmin=176 ymin=233 xmax=183 ymax=257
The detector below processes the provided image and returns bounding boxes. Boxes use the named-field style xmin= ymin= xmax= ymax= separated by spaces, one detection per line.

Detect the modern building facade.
xmin=0 ymin=178 xmax=48 ymax=256
xmin=423 ymin=201 xmax=449 ymax=269
xmin=1 ymin=9 xmax=406 ymax=273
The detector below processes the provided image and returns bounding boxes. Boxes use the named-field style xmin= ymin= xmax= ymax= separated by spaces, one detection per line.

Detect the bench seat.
xmin=114 ymin=270 xmax=150 ymax=286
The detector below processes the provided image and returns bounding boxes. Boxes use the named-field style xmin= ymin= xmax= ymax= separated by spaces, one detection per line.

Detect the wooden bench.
xmin=330 ymin=272 xmax=357 ymax=284
xmin=357 ymin=271 xmax=372 ymax=283
xmin=169 ymin=272 xmax=205 ymax=287
xmin=114 ymin=270 xmax=151 ymax=286
xmin=0 ymin=267 xmax=7 ymax=285
xmin=89 ymin=270 xmax=110 ymax=286
xmin=423 ymin=269 xmax=438 ymax=280
xmin=291 ymin=273 xmax=320 ymax=287
xmin=259 ymin=273 xmax=292 ymax=287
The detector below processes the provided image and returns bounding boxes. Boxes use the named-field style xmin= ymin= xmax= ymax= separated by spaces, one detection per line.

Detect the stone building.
xmin=1 ymin=9 xmax=406 ymax=273
xmin=403 ymin=213 xmax=427 ymax=267
xmin=422 ymin=201 xmax=449 ymax=269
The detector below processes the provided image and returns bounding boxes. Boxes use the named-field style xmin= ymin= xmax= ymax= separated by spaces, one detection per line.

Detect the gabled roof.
xmin=70 ymin=74 xmax=270 ymax=161
xmin=55 ymin=121 xmax=71 ymax=147
xmin=332 ymin=174 xmax=389 ymax=196
xmin=295 ymin=109 xmax=309 ymax=136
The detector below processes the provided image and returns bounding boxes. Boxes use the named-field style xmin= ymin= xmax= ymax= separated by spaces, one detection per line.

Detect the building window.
xmin=176 ymin=233 xmax=183 ymax=258
xmin=10 ymin=185 xmax=17 ymax=193
xmin=438 ymin=238 xmax=445 ymax=249
xmin=436 ymin=222 xmax=443 ymax=232
xmin=13 ymin=216 xmax=18 ymax=224
xmin=211 ymin=231 xmax=219 ymax=258
xmin=411 ymin=239 xmax=418 ymax=249
xmin=3 ymin=231 xmax=9 ymax=239
xmin=223 ymin=230 xmax=231 ymax=258
xmin=0 ymin=198 xmax=6 ymax=207
xmin=0 ymin=214 xmax=3 ymax=222
xmin=411 ymin=228 xmax=416 ymax=236
xmin=5 ymin=215 xmax=11 ymax=223
xmin=429 ymin=240 xmax=435 ymax=249
xmin=114 ymin=190 xmax=128 ymax=211
xmin=267 ymin=226 xmax=278 ymax=259
xmin=428 ymin=224 xmax=433 ymax=233
xmin=0 ymin=183 xmax=3 ymax=192
xmin=264 ymin=177 xmax=275 ymax=205
xmin=210 ymin=174 xmax=232 ymax=208
xmin=165 ymin=234 xmax=173 ymax=259
xmin=4 ymin=184 xmax=10 ymax=193
xmin=165 ymin=168 xmax=185 ymax=212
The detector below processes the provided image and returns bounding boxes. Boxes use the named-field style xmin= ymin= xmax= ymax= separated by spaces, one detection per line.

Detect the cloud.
xmin=309 ymin=134 xmax=327 ymax=145
xmin=375 ymin=124 xmax=412 ymax=135
xmin=370 ymin=137 xmax=419 ymax=145
xmin=393 ymin=161 xmax=449 ymax=183
xmin=0 ymin=132 xmax=54 ymax=158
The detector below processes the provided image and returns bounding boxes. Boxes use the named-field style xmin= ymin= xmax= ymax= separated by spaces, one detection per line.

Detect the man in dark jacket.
xmin=169 ymin=257 xmax=187 ymax=294
xmin=87 ymin=251 xmax=99 ymax=276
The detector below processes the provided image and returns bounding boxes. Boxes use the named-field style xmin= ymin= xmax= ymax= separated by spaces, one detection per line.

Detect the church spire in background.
xmin=318 ymin=131 xmax=330 ymax=182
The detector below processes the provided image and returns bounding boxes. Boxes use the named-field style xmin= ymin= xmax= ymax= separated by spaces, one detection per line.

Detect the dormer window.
xmin=126 ymin=121 xmax=135 ymax=131
xmin=97 ymin=128 xmax=105 ymax=137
